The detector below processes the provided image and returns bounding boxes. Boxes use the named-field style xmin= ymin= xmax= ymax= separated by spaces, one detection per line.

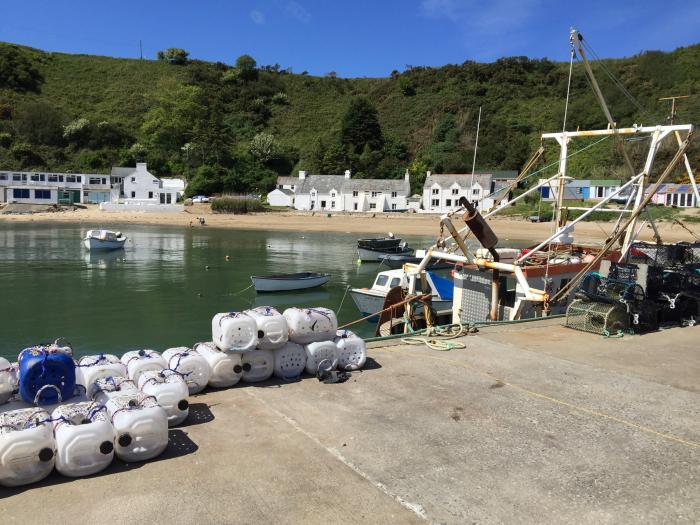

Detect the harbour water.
xmin=0 ymin=222 xmax=439 ymax=359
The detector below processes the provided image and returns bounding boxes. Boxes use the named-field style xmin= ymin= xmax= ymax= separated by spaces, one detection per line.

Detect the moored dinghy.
xmin=251 ymin=272 xmax=330 ymax=293
xmin=83 ymin=230 xmax=127 ymax=251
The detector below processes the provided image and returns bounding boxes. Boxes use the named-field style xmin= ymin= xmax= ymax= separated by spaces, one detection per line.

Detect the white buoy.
xmin=162 ymin=347 xmax=211 ymax=395
xmin=75 ymin=354 xmax=127 ymax=392
xmin=121 ymin=350 xmax=166 ymax=384
xmin=0 ymin=407 xmax=55 ymax=487
xmin=334 ymin=330 xmax=367 ymax=371
xmin=304 ymin=340 xmax=338 ymax=375
xmin=104 ymin=393 xmax=168 ymax=462
xmin=212 ymin=311 xmax=258 ymax=352
xmin=138 ymin=370 xmax=189 ymax=427
xmin=273 ymin=342 xmax=307 ymax=380
xmin=241 ymin=349 xmax=274 ymax=383
xmin=247 ymin=307 xmax=288 ymax=350
xmin=283 ymin=307 xmax=338 ymax=344
xmin=52 ymin=401 xmax=114 ymax=477
xmin=0 ymin=357 xmax=14 ymax=405
xmin=90 ymin=376 xmax=139 ymax=403
xmin=194 ymin=342 xmax=243 ymax=388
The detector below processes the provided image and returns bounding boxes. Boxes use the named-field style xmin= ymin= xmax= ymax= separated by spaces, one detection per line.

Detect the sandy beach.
xmin=1 ymin=204 xmax=698 ymax=243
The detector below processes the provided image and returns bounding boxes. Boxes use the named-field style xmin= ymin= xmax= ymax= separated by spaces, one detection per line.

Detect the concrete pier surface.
xmin=2 ymin=321 xmax=699 ymax=524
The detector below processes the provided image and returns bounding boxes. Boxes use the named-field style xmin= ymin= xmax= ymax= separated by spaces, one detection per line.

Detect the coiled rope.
xmin=401 ymin=323 xmax=469 ymax=351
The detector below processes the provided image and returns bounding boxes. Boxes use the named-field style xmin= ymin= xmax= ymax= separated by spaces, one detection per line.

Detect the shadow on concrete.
xmin=179 ymin=402 xmax=215 ymax=427
xmin=0 ymin=429 xmax=198 ymax=498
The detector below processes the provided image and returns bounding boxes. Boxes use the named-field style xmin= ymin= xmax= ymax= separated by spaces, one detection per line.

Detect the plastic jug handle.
xmin=34 ymin=384 xmax=62 ymax=405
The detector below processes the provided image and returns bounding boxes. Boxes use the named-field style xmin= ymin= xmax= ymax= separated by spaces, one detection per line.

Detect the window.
xmin=596 ymin=187 xmax=604 ymax=198
xmin=369 ymin=203 xmax=376 ymax=209
xmin=89 ymin=177 xmax=102 ymax=185
xmin=451 ymin=188 xmax=458 ymax=195
xmin=59 ymin=175 xmax=64 ymax=182
xmin=31 ymin=174 xmax=41 ymax=182
xmin=166 ymin=193 xmax=172 ymax=204
xmin=320 ymin=200 xmax=326 ymax=208
xmin=131 ymin=191 xmax=136 ymax=198
xmin=432 ymin=188 xmax=439 ymax=195
xmin=680 ymin=194 xmax=686 ymax=207
xmin=13 ymin=189 xmax=29 ymax=199
xmin=148 ymin=191 xmax=153 ymax=199
xmin=371 ymin=191 xmax=380 ymax=198
xmin=446 ymin=199 xmax=452 ymax=207
xmin=375 ymin=275 xmax=389 ymax=286
xmin=472 ymin=188 xmax=479 ymax=196
xmin=391 ymin=203 xmax=397 ymax=210
xmin=74 ymin=176 xmax=81 ymax=183
xmin=666 ymin=194 xmax=672 ymax=206
xmin=278 ymin=184 xmax=283 ymax=189
xmin=331 ymin=201 xmax=336 ymax=209
xmin=431 ymin=199 xmax=439 ymax=207
xmin=66 ymin=175 xmax=80 ymax=183
xmin=13 ymin=174 xmax=25 ymax=181
xmin=0 ymin=174 xmax=6 ymax=180
xmin=331 ymin=191 xmax=336 ymax=198
xmin=352 ymin=190 xmax=358 ymax=197
xmin=353 ymin=203 xmax=358 ymax=210
xmin=390 ymin=277 xmax=401 ymax=288
xmin=48 ymin=174 xmax=59 ymax=182
xmin=34 ymin=189 xmax=51 ymax=199
xmin=391 ymin=191 xmax=397 ymax=198
xmin=131 ymin=177 xmax=136 ymax=182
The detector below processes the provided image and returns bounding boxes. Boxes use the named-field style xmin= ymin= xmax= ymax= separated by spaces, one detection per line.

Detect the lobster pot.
xmin=304 ymin=341 xmax=338 ymax=375
xmin=138 ymin=370 xmax=189 ymax=427
xmin=90 ymin=376 xmax=139 ymax=403
xmin=52 ymin=402 xmax=114 ymax=477
xmin=0 ymin=408 xmax=55 ymax=487
xmin=162 ymin=347 xmax=211 ymax=395
xmin=0 ymin=357 xmax=14 ymax=405
xmin=121 ymin=350 xmax=167 ymax=384
xmin=273 ymin=342 xmax=307 ymax=380
xmin=283 ymin=307 xmax=338 ymax=344
xmin=194 ymin=342 xmax=243 ymax=388
xmin=75 ymin=354 xmax=126 ymax=392
xmin=241 ymin=349 xmax=274 ymax=383
xmin=18 ymin=346 xmax=76 ymax=405
xmin=105 ymin=393 xmax=168 ymax=462
xmin=334 ymin=330 xmax=367 ymax=371
xmin=212 ymin=312 xmax=258 ymax=352
xmin=247 ymin=307 xmax=288 ymax=350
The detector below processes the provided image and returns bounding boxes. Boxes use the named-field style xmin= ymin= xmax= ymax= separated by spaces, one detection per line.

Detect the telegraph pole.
xmin=139 ymin=40 xmax=143 ymax=60
xmin=660 ymin=95 xmax=699 ymax=206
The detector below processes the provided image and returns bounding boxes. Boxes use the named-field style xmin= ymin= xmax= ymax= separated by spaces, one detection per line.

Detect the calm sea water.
xmin=0 ymin=222 xmax=438 ymax=360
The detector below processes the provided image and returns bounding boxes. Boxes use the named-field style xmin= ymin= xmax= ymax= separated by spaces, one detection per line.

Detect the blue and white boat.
xmin=83 ymin=229 xmax=127 ymax=251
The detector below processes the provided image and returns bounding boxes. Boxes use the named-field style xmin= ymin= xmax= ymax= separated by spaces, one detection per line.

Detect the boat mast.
xmin=659 ymin=95 xmax=699 ymax=207
xmin=470 ymin=106 xmax=482 ymax=208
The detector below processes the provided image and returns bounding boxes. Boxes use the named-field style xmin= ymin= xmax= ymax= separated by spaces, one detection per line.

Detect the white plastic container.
xmin=241 ymin=349 xmax=274 ymax=383
xmin=334 ymin=330 xmax=367 ymax=371
xmin=52 ymin=401 xmax=114 ymax=477
xmin=194 ymin=342 xmax=243 ymax=388
xmin=75 ymin=354 xmax=126 ymax=392
xmin=162 ymin=347 xmax=211 ymax=395
xmin=273 ymin=342 xmax=307 ymax=380
xmin=0 ymin=357 xmax=15 ymax=405
xmin=89 ymin=376 xmax=139 ymax=402
xmin=212 ymin=311 xmax=258 ymax=352
xmin=283 ymin=307 xmax=338 ymax=344
xmin=247 ymin=307 xmax=288 ymax=350
xmin=138 ymin=370 xmax=189 ymax=427
xmin=105 ymin=393 xmax=168 ymax=462
xmin=0 ymin=407 xmax=55 ymax=487
xmin=121 ymin=350 xmax=167 ymax=384
xmin=304 ymin=340 xmax=338 ymax=375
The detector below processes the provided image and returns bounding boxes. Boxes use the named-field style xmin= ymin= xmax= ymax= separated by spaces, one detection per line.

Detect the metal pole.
xmin=470 ymin=106 xmax=482 ymax=207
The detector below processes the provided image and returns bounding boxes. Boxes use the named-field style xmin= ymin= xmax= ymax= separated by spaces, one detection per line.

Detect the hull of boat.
xmin=252 ymin=274 xmax=330 ymax=293
xmin=357 ymin=247 xmax=414 ymax=262
xmin=349 ymin=289 xmax=452 ymax=322
xmin=83 ymin=237 xmax=126 ymax=251
xmin=381 ymin=256 xmax=452 ymax=270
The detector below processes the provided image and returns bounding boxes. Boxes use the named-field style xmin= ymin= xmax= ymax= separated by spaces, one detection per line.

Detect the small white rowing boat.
xmin=83 ymin=229 xmax=127 ymax=251
xmin=251 ymin=272 xmax=330 ymax=293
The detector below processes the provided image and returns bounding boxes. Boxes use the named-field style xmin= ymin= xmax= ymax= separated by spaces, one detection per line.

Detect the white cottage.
xmin=111 ymin=163 xmax=179 ymax=204
xmin=422 ymin=172 xmax=511 ymax=213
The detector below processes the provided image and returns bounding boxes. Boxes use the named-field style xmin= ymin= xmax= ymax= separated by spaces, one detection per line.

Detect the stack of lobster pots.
xmin=0 ymin=306 xmax=366 ymax=487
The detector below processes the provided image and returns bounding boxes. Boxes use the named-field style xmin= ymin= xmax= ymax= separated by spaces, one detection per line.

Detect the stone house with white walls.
xmin=421 ymin=171 xmax=513 ymax=213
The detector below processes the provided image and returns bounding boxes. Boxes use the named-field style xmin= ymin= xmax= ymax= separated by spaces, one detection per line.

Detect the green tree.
xmin=63 ymin=117 xmax=92 ymax=146
xmin=235 ymin=54 xmax=258 ymax=81
xmin=340 ymin=96 xmax=384 ymax=154
xmin=13 ymin=101 xmax=64 ymax=145
xmin=398 ymin=76 xmax=415 ymax=96
xmin=249 ymin=132 xmax=280 ymax=163
xmin=157 ymin=48 xmax=189 ymax=65
xmin=0 ymin=46 xmax=43 ymax=92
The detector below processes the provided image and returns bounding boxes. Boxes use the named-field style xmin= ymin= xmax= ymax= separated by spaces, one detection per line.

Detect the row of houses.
xmin=539 ymin=179 xmax=697 ymax=207
xmin=0 ymin=163 xmax=184 ymax=206
xmin=267 ymin=170 xmax=518 ymax=213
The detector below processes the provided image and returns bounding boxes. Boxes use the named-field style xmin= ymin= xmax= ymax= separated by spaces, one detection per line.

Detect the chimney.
xmin=404 ymin=169 xmax=410 ymax=182
xmin=344 ymin=169 xmax=351 ymax=179
xmin=136 ymin=162 xmax=147 ymax=172
xmin=299 ymin=170 xmax=306 ymax=180
xmin=426 ymin=170 xmax=431 ymax=178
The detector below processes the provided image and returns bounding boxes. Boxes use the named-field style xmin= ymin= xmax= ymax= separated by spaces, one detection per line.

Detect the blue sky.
xmin=1 ymin=0 xmax=698 ymax=77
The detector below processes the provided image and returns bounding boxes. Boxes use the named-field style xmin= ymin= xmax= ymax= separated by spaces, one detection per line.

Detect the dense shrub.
xmin=211 ymin=196 xmax=264 ymax=214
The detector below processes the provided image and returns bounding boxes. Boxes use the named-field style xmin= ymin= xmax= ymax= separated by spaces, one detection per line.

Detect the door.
xmin=160 ymin=193 xmax=165 ymax=204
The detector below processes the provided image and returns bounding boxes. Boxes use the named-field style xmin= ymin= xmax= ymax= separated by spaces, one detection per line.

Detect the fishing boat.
xmin=349 ymin=268 xmax=453 ymax=321
xmin=380 ymin=249 xmax=452 ymax=270
xmin=356 ymin=235 xmax=414 ymax=262
xmin=251 ymin=272 xmax=330 ymax=293
xmin=83 ymin=230 xmax=127 ymax=251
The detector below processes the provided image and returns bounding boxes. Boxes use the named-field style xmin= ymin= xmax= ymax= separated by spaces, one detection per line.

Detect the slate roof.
xmin=343 ymin=178 xmax=410 ymax=193
xmin=111 ymin=167 xmax=136 ymax=177
xmin=425 ymin=173 xmax=492 ymax=189
xmin=274 ymin=188 xmax=295 ymax=196
xmin=297 ymin=175 xmax=347 ymax=194
xmin=276 ymin=176 xmax=297 ymax=187
xmin=589 ymin=179 xmax=621 ymax=187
